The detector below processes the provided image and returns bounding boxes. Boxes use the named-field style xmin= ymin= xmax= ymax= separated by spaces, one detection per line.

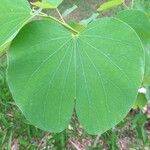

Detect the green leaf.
xmin=31 ymin=1 xmax=56 ymax=9
xmin=80 ymin=13 xmax=99 ymax=26
xmin=43 ymin=0 xmax=63 ymax=8
xmin=134 ymin=93 xmax=147 ymax=109
xmin=0 ymin=42 xmax=11 ymax=56
xmin=133 ymin=0 xmax=150 ymax=17
xmin=0 ymin=0 xmax=32 ymax=50
xmin=116 ymin=10 xmax=150 ymax=85
xmin=146 ymin=86 xmax=150 ymax=100
xmin=62 ymin=5 xmax=78 ymax=17
xmin=132 ymin=113 xmax=147 ymax=142
xmin=133 ymin=113 xmax=147 ymax=126
xmin=97 ymin=0 xmax=124 ymax=12
xmin=68 ymin=21 xmax=86 ymax=32
xmin=7 ymin=18 xmax=144 ymax=134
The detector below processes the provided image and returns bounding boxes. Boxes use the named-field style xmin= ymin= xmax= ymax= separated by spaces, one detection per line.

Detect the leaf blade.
xmin=7 ymin=20 xmax=75 ymax=132
xmin=116 ymin=10 xmax=150 ymax=85
xmin=0 ymin=0 xmax=32 ymax=49
xmin=43 ymin=0 xmax=63 ymax=8
xmin=7 ymin=18 xmax=144 ymax=134
xmin=97 ymin=0 xmax=124 ymax=12
xmin=76 ymin=18 xmax=144 ymax=134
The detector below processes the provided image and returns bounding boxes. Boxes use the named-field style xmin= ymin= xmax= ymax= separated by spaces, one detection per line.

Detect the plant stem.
xmin=93 ymin=134 xmax=101 ymax=147
xmin=69 ymin=140 xmax=81 ymax=150
xmin=131 ymin=0 xmax=135 ymax=9
xmin=56 ymin=8 xmax=66 ymax=23
xmin=123 ymin=2 xmax=129 ymax=9
xmin=39 ymin=12 xmax=79 ymax=35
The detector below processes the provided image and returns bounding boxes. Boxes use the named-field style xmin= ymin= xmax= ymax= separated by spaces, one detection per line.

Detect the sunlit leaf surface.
xmin=7 ymin=18 xmax=144 ymax=134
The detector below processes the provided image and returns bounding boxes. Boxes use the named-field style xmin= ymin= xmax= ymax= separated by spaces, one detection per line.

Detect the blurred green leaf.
xmin=116 ymin=10 xmax=150 ymax=85
xmin=68 ymin=21 xmax=86 ymax=32
xmin=0 ymin=42 xmax=11 ymax=56
xmin=80 ymin=13 xmax=99 ymax=25
xmin=43 ymin=0 xmax=63 ymax=8
xmin=97 ymin=0 xmax=124 ymax=12
xmin=146 ymin=86 xmax=150 ymax=100
xmin=133 ymin=0 xmax=150 ymax=17
xmin=8 ymin=129 xmax=13 ymax=150
xmin=31 ymin=0 xmax=63 ymax=9
xmin=0 ymin=0 xmax=33 ymax=54
xmin=110 ymin=132 xmax=118 ymax=150
xmin=132 ymin=113 xmax=147 ymax=127
xmin=62 ymin=5 xmax=78 ymax=17
xmin=31 ymin=1 xmax=56 ymax=9
xmin=136 ymin=125 xmax=147 ymax=143
xmin=134 ymin=93 xmax=147 ymax=109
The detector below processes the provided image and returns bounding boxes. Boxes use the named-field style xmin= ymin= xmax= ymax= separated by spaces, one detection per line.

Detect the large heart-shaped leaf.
xmin=0 ymin=0 xmax=32 ymax=50
xmin=116 ymin=10 xmax=150 ymax=85
xmin=7 ymin=18 xmax=144 ymax=134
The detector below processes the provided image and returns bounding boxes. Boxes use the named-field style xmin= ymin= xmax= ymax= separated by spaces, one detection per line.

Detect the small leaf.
xmin=68 ymin=21 xmax=86 ymax=32
xmin=80 ymin=13 xmax=99 ymax=26
xmin=116 ymin=10 xmax=150 ymax=85
xmin=43 ymin=0 xmax=63 ymax=8
xmin=132 ymin=113 xmax=147 ymax=142
xmin=134 ymin=93 xmax=147 ymax=109
xmin=31 ymin=1 xmax=56 ymax=9
xmin=146 ymin=86 xmax=150 ymax=101
xmin=62 ymin=5 xmax=78 ymax=17
xmin=0 ymin=0 xmax=32 ymax=51
xmin=0 ymin=42 xmax=11 ymax=56
xmin=97 ymin=0 xmax=124 ymax=12
xmin=133 ymin=0 xmax=150 ymax=17
xmin=7 ymin=18 xmax=144 ymax=134
xmin=133 ymin=113 xmax=147 ymax=126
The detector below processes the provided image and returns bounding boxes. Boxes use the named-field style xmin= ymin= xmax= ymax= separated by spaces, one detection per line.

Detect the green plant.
xmin=0 ymin=0 xmax=150 ymax=135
